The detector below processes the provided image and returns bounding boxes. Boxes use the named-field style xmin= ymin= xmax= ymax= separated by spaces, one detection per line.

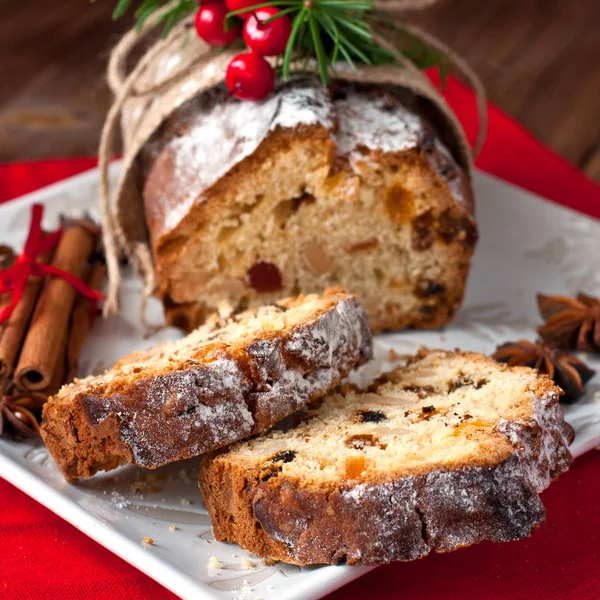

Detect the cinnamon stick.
xmin=0 ymin=252 xmax=51 ymax=384
xmin=65 ymin=260 xmax=106 ymax=384
xmin=43 ymin=328 xmax=68 ymax=397
xmin=15 ymin=223 xmax=97 ymax=390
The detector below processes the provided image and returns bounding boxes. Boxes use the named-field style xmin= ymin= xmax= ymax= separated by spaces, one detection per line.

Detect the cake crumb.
xmin=241 ymin=578 xmax=253 ymax=591
xmin=178 ymin=468 xmax=192 ymax=483
xmin=180 ymin=498 xmax=192 ymax=506
xmin=169 ymin=525 xmax=177 ymax=532
xmin=262 ymin=558 xmax=276 ymax=566
xmin=141 ymin=537 xmax=154 ymax=548
xmin=208 ymin=555 xmax=224 ymax=569
xmin=240 ymin=557 xmax=256 ymax=570
xmin=388 ymin=349 xmax=400 ymax=361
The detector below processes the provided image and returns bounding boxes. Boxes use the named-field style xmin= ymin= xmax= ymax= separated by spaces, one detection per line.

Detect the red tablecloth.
xmin=1 ymin=77 xmax=599 ymax=599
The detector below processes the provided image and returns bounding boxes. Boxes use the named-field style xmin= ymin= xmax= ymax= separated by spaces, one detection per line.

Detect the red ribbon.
xmin=0 ymin=204 xmax=105 ymax=323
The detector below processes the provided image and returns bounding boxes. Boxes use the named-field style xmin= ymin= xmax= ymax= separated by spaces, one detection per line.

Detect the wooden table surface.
xmin=1 ymin=0 xmax=599 ymax=181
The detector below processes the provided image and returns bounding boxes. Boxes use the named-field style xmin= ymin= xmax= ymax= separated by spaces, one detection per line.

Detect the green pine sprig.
xmin=106 ymin=0 xmax=449 ymax=82
xmin=107 ymin=0 xmax=200 ymax=38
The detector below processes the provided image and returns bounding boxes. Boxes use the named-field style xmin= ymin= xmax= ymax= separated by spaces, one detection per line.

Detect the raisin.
xmin=403 ymin=385 xmax=435 ymax=399
xmin=415 ymin=279 xmax=446 ymax=298
xmin=439 ymin=209 xmax=478 ymax=249
xmin=421 ymin=405 xmax=436 ymax=414
xmin=246 ymin=261 xmax=283 ymax=293
xmin=354 ymin=410 xmax=387 ymax=423
xmin=345 ymin=434 xmax=378 ymax=450
xmin=449 ymin=376 xmax=472 ymax=391
xmin=419 ymin=304 xmax=438 ymax=315
xmin=411 ymin=210 xmax=435 ymax=251
xmin=271 ymin=450 xmax=297 ymax=464
xmin=268 ymin=302 xmax=288 ymax=312
xmin=449 ymin=375 xmax=486 ymax=392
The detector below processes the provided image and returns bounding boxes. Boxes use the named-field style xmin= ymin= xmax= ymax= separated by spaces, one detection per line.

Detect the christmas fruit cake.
xmin=199 ymin=349 xmax=573 ymax=565
xmin=41 ymin=287 xmax=372 ymax=481
xmin=141 ymin=79 xmax=477 ymax=333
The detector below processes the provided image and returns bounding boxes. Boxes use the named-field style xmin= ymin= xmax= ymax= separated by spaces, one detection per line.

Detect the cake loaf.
xmin=199 ymin=349 xmax=573 ymax=565
xmin=142 ymin=79 xmax=477 ymax=333
xmin=41 ymin=288 xmax=372 ymax=481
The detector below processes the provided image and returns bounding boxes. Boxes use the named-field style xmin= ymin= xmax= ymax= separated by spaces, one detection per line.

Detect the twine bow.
xmin=0 ymin=204 xmax=105 ymax=324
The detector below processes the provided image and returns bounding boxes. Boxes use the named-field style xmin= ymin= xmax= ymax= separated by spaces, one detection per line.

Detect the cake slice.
xmin=199 ymin=349 xmax=573 ymax=565
xmin=41 ymin=287 xmax=372 ymax=481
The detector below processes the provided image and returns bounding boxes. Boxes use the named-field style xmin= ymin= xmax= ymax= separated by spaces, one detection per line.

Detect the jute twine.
xmin=98 ymin=0 xmax=487 ymax=319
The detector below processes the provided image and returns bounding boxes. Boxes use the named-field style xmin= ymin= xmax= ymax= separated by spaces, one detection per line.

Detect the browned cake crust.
xmin=41 ymin=288 xmax=372 ymax=481
xmin=199 ymin=350 xmax=573 ymax=565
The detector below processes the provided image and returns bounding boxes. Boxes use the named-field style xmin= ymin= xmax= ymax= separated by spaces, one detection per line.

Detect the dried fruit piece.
xmin=411 ymin=210 xmax=435 ymax=251
xmin=344 ymin=454 xmax=365 ymax=478
xmin=402 ymin=385 xmax=435 ymax=399
xmin=353 ymin=410 xmax=387 ymax=423
xmin=345 ymin=238 xmax=379 ymax=253
xmin=246 ymin=261 xmax=283 ymax=293
xmin=301 ymin=241 xmax=336 ymax=275
xmin=345 ymin=434 xmax=378 ymax=449
xmin=438 ymin=209 xmax=478 ymax=249
xmin=385 ymin=184 xmax=415 ymax=224
xmin=271 ymin=450 xmax=297 ymax=463
xmin=415 ymin=279 xmax=446 ymax=298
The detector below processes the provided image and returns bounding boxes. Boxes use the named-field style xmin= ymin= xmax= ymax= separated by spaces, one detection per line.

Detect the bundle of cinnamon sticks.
xmin=0 ymin=218 xmax=105 ymax=438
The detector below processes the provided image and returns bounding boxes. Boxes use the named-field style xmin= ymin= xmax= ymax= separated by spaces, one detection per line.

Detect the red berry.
xmin=243 ymin=7 xmax=291 ymax=57
xmin=194 ymin=4 xmax=240 ymax=48
xmin=225 ymin=0 xmax=257 ymax=20
xmin=226 ymin=53 xmax=275 ymax=101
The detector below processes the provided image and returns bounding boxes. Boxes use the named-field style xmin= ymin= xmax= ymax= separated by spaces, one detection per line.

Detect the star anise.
xmin=492 ymin=340 xmax=595 ymax=403
xmin=0 ymin=393 xmax=45 ymax=438
xmin=537 ymin=293 xmax=600 ymax=352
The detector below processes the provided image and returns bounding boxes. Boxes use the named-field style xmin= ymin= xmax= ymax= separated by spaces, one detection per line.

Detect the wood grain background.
xmin=1 ymin=0 xmax=599 ymax=180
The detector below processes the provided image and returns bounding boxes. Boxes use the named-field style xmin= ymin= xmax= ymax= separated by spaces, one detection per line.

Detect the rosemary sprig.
xmin=107 ymin=0 xmax=448 ymax=81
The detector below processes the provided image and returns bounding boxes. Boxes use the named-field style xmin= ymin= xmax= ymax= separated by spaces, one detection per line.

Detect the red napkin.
xmin=1 ymin=77 xmax=599 ymax=599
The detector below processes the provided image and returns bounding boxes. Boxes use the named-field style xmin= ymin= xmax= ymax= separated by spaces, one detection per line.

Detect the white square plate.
xmin=1 ymin=166 xmax=599 ymax=600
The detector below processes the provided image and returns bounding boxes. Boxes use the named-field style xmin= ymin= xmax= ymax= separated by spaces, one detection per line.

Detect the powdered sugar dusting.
xmin=255 ymin=298 xmax=373 ymax=423
xmin=162 ymin=83 xmax=332 ymax=231
xmin=154 ymin=79 xmax=467 ymax=234
xmin=334 ymin=91 xmax=422 ymax=158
